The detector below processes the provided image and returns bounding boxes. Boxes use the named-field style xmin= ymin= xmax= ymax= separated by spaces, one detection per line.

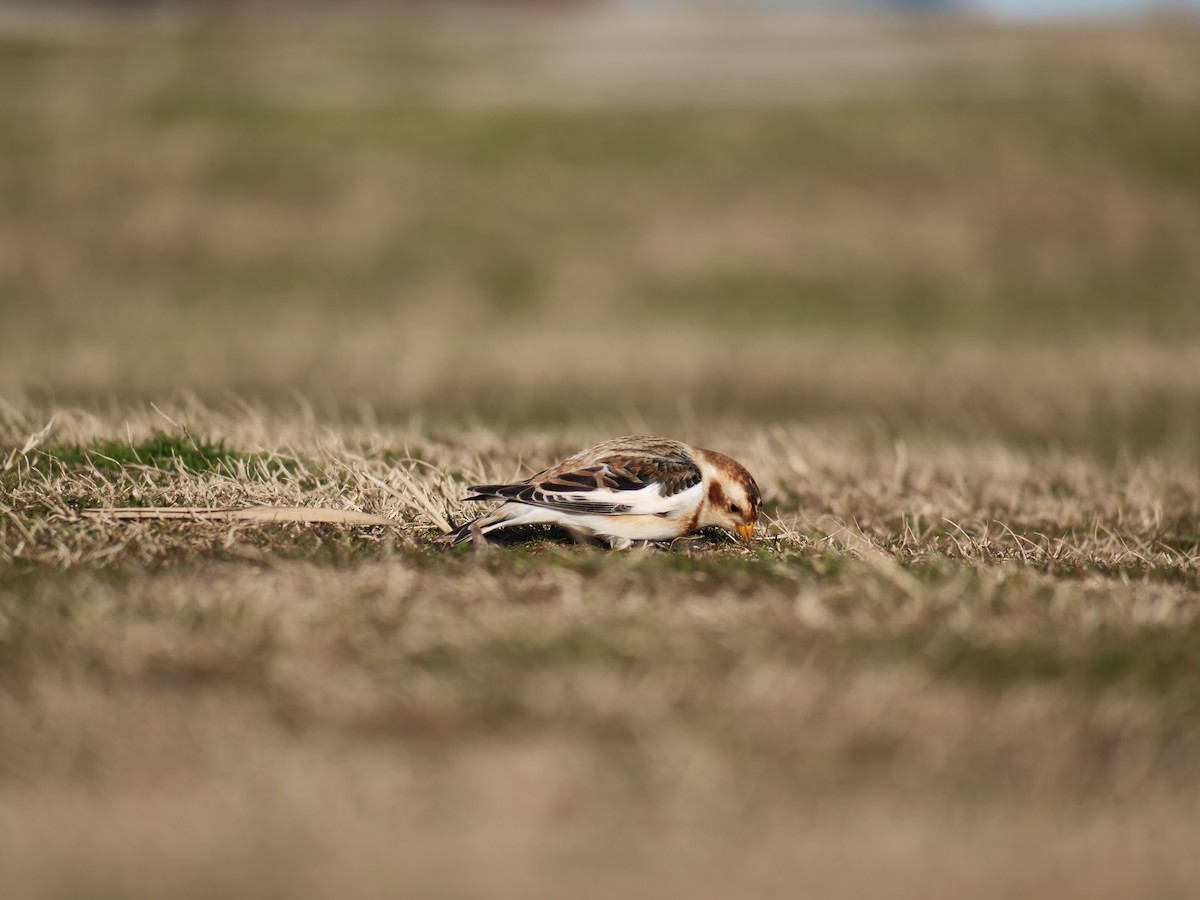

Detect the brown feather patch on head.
xmin=707 ymin=479 xmax=727 ymax=508
xmin=743 ymin=472 xmax=762 ymax=516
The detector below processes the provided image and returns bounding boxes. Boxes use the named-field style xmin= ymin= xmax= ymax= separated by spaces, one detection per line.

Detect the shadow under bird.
xmin=442 ymin=436 xmax=761 ymax=549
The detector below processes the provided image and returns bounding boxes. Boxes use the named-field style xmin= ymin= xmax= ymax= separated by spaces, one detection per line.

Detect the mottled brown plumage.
xmin=466 ymin=437 xmax=702 ymax=514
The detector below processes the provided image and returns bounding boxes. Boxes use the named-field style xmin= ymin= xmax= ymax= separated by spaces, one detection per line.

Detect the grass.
xmin=36 ymin=429 xmax=271 ymax=473
xmin=2 ymin=10 xmax=1200 ymax=900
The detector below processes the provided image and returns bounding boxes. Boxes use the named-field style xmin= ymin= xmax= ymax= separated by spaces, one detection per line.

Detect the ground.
xmin=2 ymin=10 xmax=1200 ymax=899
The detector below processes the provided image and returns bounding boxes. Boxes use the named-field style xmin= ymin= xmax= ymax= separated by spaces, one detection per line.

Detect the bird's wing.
xmin=466 ymin=441 xmax=702 ymax=517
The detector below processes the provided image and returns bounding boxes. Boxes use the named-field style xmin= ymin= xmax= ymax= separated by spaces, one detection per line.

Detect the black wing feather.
xmin=465 ymin=483 xmax=631 ymax=514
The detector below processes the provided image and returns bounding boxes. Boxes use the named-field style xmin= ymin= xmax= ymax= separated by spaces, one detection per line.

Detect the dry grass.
xmin=2 ymin=11 xmax=1200 ymax=900
xmin=3 ymin=401 xmax=1200 ymax=898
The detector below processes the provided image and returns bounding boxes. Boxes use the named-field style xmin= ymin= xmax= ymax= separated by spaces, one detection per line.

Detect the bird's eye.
xmin=729 ymin=503 xmax=742 ymax=515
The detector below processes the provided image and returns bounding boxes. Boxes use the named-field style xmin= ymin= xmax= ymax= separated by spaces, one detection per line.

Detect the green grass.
xmin=867 ymin=620 xmax=1200 ymax=699
xmin=36 ymin=430 xmax=261 ymax=474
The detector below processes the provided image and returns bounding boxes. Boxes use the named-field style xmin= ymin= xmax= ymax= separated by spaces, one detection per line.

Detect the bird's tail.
xmin=437 ymin=517 xmax=479 ymax=547
xmin=436 ymin=509 xmax=511 ymax=547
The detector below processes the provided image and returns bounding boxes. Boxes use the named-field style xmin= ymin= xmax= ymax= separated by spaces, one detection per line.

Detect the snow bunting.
xmin=442 ymin=436 xmax=760 ymax=549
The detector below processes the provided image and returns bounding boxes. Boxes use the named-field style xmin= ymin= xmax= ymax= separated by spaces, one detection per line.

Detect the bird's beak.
xmin=736 ymin=523 xmax=755 ymax=541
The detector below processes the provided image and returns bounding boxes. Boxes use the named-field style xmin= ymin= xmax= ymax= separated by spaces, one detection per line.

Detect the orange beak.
xmin=736 ymin=523 xmax=755 ymax=541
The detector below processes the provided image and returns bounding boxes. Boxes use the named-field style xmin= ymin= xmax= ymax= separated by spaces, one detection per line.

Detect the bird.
xmin=441 ymin=436 xmax=761 ymax=549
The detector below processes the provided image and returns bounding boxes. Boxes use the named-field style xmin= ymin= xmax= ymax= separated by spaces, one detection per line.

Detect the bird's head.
xmin=695 ymin=449 xmax=761 ymax=542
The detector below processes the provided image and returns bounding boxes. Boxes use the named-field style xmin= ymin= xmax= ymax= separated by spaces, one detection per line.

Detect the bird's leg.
xmin=563 ymin=525 xmax=602 ymax=548
xmin=629 ymin=540 xmax=669 ymax=552
xmin=468 ymin=519 xmax=491 ymax=552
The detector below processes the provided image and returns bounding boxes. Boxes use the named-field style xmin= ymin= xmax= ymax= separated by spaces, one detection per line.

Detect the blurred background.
xmin=2 ymin=0 xmax=1199 ymax=451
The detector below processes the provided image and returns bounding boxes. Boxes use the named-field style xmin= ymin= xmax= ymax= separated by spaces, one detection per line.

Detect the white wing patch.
xmin=541 ymin=480 xmax=701 ymax=517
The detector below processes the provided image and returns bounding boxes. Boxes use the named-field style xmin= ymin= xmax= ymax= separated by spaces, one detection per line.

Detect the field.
xmin=2 ymin=9 xmax=1200 ymax=898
